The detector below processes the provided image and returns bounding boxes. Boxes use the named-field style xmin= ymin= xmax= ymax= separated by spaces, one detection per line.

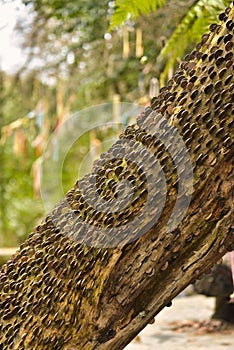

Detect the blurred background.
xmin=0 ymin=0 xmax=231 ymax=262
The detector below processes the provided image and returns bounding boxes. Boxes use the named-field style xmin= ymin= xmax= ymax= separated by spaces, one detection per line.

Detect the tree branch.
xmin=0 ymin=3 xmax=233 ymax=350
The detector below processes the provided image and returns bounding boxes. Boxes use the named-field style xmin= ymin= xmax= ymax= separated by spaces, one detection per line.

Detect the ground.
xmin=126 ymin=294 xmax=234 ymax=350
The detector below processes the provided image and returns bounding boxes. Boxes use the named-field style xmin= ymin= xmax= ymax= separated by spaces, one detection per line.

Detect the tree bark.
xmin=0 ymin=4 xmax=234 ymax=350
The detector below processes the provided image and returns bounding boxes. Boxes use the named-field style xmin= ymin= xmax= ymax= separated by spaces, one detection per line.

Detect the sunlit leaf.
xmin=109 ymin=0 xmax=166 ymax=30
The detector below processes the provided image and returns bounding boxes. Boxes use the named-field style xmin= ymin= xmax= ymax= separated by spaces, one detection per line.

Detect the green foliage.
xmin=159 ymin=0 xmax=231 ymax=84
xmin=3 ymin=164 xmax=44 ymax=241
xmin=0 ymin=72 xmax=51 ymax=246
xmin=109 ymin=0 xmax=166 ymax=30
xmin=0 ymin=139 xmax=44 ymax=247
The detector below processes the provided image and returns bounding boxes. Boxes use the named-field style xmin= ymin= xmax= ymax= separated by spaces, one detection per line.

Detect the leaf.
xmin=109 ymin=0 xmax=166 ymax=30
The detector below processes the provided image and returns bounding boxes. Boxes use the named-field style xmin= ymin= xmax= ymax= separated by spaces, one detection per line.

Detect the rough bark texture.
xmin=0 ymin=4 xmax=234 ymax=350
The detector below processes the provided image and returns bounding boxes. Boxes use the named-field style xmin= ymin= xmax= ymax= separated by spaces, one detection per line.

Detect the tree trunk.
xmin=194 ymin=263 xmax=234 ymax=323
xmin=213 ymin=296 xmax=234 ymax=323
xmin=0 ymin=4 xmax=234 ymax=350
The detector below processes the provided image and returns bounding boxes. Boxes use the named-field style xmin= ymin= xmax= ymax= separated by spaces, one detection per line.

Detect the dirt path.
xmin=126 ymin=295 xmax=234 ymax=350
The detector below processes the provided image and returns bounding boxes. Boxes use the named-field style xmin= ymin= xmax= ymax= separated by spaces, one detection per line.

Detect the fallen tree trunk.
xmin=0 ymin=4 xmax=234 ymax=350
